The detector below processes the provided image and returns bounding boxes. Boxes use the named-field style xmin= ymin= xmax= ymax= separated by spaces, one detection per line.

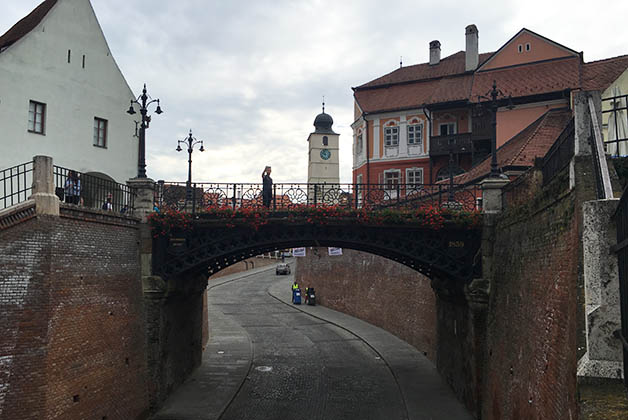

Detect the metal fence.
xmin=542 ymin=118 xmax=575 ymax=186
xmin=613 ymin=187 xmax=628 ymax=388
xmin=156 ymin=182 xmax=481 ymax=213
xmin=53 ymin=165 xmax=135 ymax=214
xmin=0 ymin=162 xmax=34 ymax=210
xmin=603 ymin=93 xmax=628 ymax=157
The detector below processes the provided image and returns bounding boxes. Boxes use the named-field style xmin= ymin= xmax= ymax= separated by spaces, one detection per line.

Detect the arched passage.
xmin=152 ymin=220 xmax=482 ymax=299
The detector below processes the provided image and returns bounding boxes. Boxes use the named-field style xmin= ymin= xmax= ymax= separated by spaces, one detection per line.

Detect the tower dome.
xmin=313 ymin=102 xmax=336 ymax=134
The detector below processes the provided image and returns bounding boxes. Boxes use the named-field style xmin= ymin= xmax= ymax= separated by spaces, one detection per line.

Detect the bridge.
xmin=1 ymin=90 xmax=626 ymax=420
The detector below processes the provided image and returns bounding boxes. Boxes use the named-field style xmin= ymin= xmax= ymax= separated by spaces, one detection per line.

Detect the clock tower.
xmin=307 ymin=103 xmax=340 ymax=185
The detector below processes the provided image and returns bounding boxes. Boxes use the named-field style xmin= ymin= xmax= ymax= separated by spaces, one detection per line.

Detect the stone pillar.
xmin=578 ymin=198 xmax=623 ymax=380
xmin=127 ymin=177 xmax=156 ymax=223
xmin=479 ymin=177 xmax=509 ymax=214
xmin=30 ymin=155 xmax=59 ymax=216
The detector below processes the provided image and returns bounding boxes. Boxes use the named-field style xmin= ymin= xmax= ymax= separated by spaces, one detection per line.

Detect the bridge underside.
xmin=153 ymin=220 xmax=482 ymax=300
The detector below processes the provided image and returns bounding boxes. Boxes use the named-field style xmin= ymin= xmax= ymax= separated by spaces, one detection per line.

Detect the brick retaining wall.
xmin=0 ymin=212 xmax=149 ymax=420
xmin=295 ymin=248 xmax=437 ymax=361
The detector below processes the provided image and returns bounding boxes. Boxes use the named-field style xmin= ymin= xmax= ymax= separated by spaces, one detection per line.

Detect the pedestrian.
xmin=102 ymin=192 xmax=113 ymax=211
xmin=262 ymin=166 xmax=273 ymax=208
xmin=64 ymin=170 xmax=81 ymax=205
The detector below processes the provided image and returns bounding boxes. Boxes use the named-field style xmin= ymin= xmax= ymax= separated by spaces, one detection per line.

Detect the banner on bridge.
xmin=292 ymin=247 xmax=306 ymax=257
xmin=328 ymin=247 xmax=343 ymax=256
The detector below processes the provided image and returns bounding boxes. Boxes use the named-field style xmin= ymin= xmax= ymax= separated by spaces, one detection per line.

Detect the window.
xmin=384 ymin=170 xmax=400 ymax=190
xmin=323 ymin=136 xmax=328 ymax=146
xmin=439 ymin=122 xmax=457 ymax=136
xmin=384 ymin=126 xmax=399 ymax=146
xmin=93 ymin=117 xmax=107 ymax=148
xmin=28 ymin=101 xmax=46 ymax=134
xmin=356 ymin=134 xmax=363 ymax=154
xmin=406 ymin=168 xmax=423 ymax=186
xmin=525 ymin=43 xmax=531 ymax=51
xmin=518 ymin=44 xmax=523 ymax=53
xmin=407 ymin=123 xmax=423 ymax=145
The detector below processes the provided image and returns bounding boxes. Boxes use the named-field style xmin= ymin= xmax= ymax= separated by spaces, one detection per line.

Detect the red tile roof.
xmin=0 ymin=0 xmax=57 ymax=51
xmin=355 ymin=74 xmax=473 ymax=113
xmin=358 ymin=51 xmax=493 ymax=88
xmin=582 ymin=54 xmax=628 ymax=92
xmin=471 ymin=57 xmax=580 ymax=101
xmin=452 ymin=108 xmax=573 ymax=184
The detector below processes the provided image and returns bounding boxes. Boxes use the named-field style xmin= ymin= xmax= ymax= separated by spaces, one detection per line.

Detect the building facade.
xmin=352 ymin=25 xmax=628 ymax=186
xmin=0 ymin=0 xmax=138 ymax=184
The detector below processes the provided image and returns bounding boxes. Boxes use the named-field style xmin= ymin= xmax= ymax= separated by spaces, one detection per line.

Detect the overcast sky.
xmin=3 ymin=0 xmax=628 ymax=183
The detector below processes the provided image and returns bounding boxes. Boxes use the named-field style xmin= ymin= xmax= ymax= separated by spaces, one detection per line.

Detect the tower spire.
xmin=322 ymin=96 xmax=325 ymax=113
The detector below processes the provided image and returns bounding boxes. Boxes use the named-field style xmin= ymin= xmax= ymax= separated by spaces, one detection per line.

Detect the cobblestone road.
xmin=152 ymin=263 xmax=471 ymax=420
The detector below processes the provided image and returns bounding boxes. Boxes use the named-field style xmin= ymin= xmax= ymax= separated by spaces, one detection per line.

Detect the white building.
xmin=0 ymin=0 xmax=137 ymax=185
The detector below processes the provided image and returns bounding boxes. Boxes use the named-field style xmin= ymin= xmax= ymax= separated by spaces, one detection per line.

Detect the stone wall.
xmin=295 ymin=248 xmax=437 ymax=361
xmin=0 ymin=208 xmax=149 ymax=420
xmin=209 ymin=256 xmax=278 ymax=279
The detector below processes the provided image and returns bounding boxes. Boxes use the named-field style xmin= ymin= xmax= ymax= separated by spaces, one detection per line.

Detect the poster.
xmin=328 ymin=247 xmax=343 ymax=256
xmin=292 ymin=247 xmax=306 ymax=257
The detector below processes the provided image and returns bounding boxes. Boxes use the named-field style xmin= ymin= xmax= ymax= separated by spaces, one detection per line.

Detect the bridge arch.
xmin=152 ymin=220 xmax=482 ymax=299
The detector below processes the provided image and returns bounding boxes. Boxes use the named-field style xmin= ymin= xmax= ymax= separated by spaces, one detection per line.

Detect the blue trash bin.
xmin=292 ymin=288 xmax=302 ymax=304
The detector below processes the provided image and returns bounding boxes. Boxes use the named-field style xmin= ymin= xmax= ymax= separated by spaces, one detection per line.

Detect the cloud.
xmin=2 ymin=0 xmax=628 ymax=184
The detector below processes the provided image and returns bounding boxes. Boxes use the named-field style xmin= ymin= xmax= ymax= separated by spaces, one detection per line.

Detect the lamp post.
xmin=127 ymin=84 xmax=163 ymax=178
xmin=478 ymin=80 xmax=511 ymax=178
xmin=176 ymin=129 xmax=204 ymax=201
xmin=448 ymin=137 xmax=456 ymax=202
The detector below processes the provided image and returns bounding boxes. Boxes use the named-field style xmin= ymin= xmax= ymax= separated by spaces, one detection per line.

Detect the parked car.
xmin=276 ymin=263 xmax=291 ymax=275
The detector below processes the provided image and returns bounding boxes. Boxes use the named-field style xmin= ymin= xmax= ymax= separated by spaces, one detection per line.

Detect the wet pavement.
xmin=152 ymin=262 xmax=472 ymax=420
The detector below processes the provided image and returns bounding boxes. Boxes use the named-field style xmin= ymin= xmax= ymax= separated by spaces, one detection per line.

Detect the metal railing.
xmin=542 ymin=118 xmax=575 ymax=186
xmin=156 ymin=182 xmax=481 ymax=213
xmin=603 ymin=93 xmax=628 ymax=157
xmin=53 ymin=165 xmax=135 ymax=214
xmin=0 ymin=162 xmax=34 ymax=210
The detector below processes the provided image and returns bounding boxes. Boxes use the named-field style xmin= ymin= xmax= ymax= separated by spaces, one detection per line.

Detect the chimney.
xmin=429 ymin=40 xmax=441 ymax=66
xmin=465 ymin=24 xmax=479 ymax=71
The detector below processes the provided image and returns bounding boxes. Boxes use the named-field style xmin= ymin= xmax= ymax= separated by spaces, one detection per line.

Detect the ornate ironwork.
xmin=152 ymin=218 xmax=482 ymax=300
xmin=156 ymin=182 xmax=481 ymax=213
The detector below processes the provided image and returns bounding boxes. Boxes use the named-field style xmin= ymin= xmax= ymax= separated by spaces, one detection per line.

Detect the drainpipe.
xmin=423 ymin=107 xmax=432 ymax=182
xmin=364 ymin=114 xmax=370 ymax=185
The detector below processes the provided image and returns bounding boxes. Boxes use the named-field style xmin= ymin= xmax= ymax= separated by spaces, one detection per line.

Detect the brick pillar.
xmin=31 ymin=155 xmax=59 ymax=216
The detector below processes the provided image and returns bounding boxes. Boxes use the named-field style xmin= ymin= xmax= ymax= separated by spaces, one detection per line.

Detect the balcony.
xmin=429 ymin=133 xmax=473 ymax=156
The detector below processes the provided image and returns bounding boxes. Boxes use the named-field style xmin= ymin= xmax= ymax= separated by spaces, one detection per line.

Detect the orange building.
xmin=352 ymin=26 xmax=628 ymax=186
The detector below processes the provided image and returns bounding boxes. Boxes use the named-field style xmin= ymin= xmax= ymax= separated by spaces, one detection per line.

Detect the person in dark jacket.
xmin=262 ymin=166 xmax=273 ymax=208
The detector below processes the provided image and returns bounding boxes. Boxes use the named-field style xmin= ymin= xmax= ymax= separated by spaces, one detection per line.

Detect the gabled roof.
xmin=452 ymin=108 xmax=573 ymax=185
xmin=356 ymin=51 xmax=493 ymax=89
xmin=0 ymin=0 xmax=58 ymax=51
xmin=582 ymin=54 xmax=628 ymax=92
xmin=477 ymin=28 xmax=580 ymax=72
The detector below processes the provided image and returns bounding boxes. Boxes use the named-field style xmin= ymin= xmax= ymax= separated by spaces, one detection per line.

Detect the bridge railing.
xmin=156 ymin=182 xmax=481 ymax=213
xmin=0 ymin=161 xmax=34 ymax=210
xmin=53 ymin=165 xmax=135 ymax=214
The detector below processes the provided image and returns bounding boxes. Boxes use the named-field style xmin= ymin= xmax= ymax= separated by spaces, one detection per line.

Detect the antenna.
xmin=322 ymin=95 xmax=325 ymax=113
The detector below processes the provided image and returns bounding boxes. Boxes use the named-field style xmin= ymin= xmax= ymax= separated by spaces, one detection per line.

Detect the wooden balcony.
xmin=429 ymin=133 xmax=473 ymax=156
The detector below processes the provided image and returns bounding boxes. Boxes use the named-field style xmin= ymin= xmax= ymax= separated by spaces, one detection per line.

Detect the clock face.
xmin=320 ymin=149 xmax=331 ymax=160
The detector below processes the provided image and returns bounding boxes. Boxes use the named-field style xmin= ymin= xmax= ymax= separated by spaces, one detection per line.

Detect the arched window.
xmin=323 ymin=136 xmax=328 ymax=146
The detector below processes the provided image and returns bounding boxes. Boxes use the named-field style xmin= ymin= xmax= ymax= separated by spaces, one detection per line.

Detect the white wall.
xmin=0 ymin=0 xmax=137 ymax=184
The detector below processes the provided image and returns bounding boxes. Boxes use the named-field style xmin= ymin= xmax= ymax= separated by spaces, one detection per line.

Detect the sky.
xmin=2 ymin=0 xmax=628 ymax=183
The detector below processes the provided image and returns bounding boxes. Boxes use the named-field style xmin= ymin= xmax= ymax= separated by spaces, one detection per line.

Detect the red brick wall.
xmin=483 ymin=193 xmax=579 ymax=420
xmin=295 ymin=248 xmax=437 ymax=361
xmin=0 ymin=213 xmax=149 ymax=420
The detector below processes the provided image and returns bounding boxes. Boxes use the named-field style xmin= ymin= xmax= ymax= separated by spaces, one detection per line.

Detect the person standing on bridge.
xmin=262 ymin=166 xmax=273 ymax=208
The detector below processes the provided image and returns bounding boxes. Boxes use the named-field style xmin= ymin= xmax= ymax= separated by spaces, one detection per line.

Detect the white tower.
xmin=307 ymin=103 xmax=340 ymax=185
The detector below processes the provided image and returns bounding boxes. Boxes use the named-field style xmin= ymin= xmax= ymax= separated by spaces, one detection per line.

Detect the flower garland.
xmin=148 ymin=204 xmax=481 ymax=237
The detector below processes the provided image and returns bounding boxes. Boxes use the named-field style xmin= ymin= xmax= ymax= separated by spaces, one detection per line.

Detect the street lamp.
xmin=176 ymin=129 xmax=204 ymax=201
xmin=127 ymin=84 xmax=163 ymax=178
xmin=478 ymin=80 xmax=512 ymax=178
